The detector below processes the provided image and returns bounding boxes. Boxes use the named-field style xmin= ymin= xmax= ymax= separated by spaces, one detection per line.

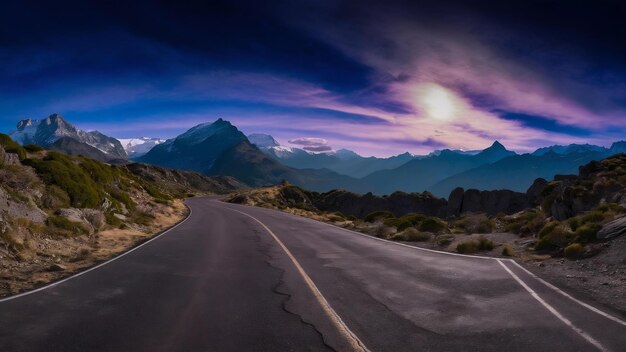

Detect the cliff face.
xmin=543 ymin=154 xmax=626 ymax=220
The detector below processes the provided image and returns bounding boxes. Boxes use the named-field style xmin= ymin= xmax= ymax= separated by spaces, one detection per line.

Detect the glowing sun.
xmin=420 ymin=84 xmax=457 ymax=120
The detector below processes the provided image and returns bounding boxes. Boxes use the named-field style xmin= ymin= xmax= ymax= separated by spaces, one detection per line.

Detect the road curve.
xmin=1 ymin=197 xmax=625 ymax=351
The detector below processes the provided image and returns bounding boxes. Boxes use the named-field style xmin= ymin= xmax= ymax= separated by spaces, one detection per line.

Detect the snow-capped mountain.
xmin=117 ymin=137 xmax=166 ymax=158
xmin=9 ymin=114 xmax=127 ymax=160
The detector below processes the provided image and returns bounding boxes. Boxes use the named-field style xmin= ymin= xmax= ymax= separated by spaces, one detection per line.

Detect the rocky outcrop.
xmin=55 ymin=208 xmax=96 ymax=234
xmin=597 ymin=216 xmax=626 ymax=240
xmin=526 ymin=178 xmax=548 ymax=205
xmin=446 ymin=187 xmax=465 ymax=217
xmin=0 ymin=148 xmax=19 ymax=166
xmin=447 ymin=188 xmax=529 ymax=216
xmin=313 ymin=190 xmax=448 ymax=218
xmin=542 ymin=155 xmax=626 ymax=220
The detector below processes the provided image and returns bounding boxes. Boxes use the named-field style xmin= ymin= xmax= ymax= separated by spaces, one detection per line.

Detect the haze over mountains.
xmin=5 ymin=115 xmax=626 ymax=198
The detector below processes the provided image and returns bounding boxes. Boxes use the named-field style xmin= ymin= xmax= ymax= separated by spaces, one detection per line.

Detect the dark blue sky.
xmin=2 ymin=0 xmax=626 ymax=156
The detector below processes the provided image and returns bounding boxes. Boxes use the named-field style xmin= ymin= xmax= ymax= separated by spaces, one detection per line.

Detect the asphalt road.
xmin=1 ymin=197 xmax=625 ymax=351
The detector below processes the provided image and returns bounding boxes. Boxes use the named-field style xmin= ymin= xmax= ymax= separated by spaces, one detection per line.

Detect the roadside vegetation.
xmin=0 ymin=134 xmax=241 ymax=296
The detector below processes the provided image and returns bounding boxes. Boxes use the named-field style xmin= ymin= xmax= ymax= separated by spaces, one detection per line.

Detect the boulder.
xmin=446 ymin=187 xmax=464 ymax=217
xmin=55 ymin=208 xmax=95 ymax=234
xmin=460 ymin=189 xmax=482 ymax=213
xmin=82 ymin=209 xmax=105 ymax=230
xmin=597 ymin=216 xmax=626 ymax=240
xmin=526 ymin=178 xmax=548 ymax=205
xmin=0 ymin=148 xmax=19 ymax=166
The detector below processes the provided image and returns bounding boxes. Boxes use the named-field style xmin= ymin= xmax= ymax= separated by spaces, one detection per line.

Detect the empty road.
xmin=1 ymin=197 xmax=625 ymax=351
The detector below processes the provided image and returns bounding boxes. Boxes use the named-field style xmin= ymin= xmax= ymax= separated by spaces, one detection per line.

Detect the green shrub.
xmin=436 ymin=234 xmax=454 ymax=246
xmin=383 ymin=218 xmax=413 ymax=231
xmin=457 ymin=240 xmax=479 ymax=253
xmin=23 ymin=144 xmax=44 ymax=152
xmin=574 ymin=223 xmax=601 ymax=243
xmin=105 ymin=212 xmax=123 ymax=227
xmin=391 ymin=227 xmax=431 ymax=242
xmin=539 ymin=221 xmax=559 ymax=238
xmin=501 ymin=245 xmax=513 ymax=256
xmin=0 ymin=134 xmax=26 ymax=160
xmin=455 ymin=214 xmax=495 ymax=234
xmin=535 ymin=225 xmax=575 ymax=250
xmin=505 ymin=210 xmax=546 ymax=235
xmin=419 ymin=217 xmax=447 ymax=233
xmin=23 ymin=152 xmax=103 ymax=208
xmin=130 ymin=210 xmax=154 ymax=226
xmin=564 ymin=243 xmax=583 ymax=259
xmin=46 ymin=215 xmax=89 ymax=236
xmin=364 ymin=210 xmax=394 ymax=223
xmin=40 ymin=185 xmax=71 ymax=209
xmin=456 ymin=236 xmax=494 ymax=253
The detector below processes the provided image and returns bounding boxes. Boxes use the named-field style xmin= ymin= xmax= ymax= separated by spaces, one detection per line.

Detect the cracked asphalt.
xmin=1 ymin=197 xmax=625 ymax=351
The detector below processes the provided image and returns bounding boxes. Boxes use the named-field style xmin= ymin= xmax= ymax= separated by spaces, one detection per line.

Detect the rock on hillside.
xmin=544 ymin=153 xmax=626 ymax=220
xmin=124 ymin=162 xmax=247 ymax=195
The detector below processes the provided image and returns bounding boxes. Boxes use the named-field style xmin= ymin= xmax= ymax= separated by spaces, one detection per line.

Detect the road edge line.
xmin=223 ymin=206 xmax=370 ymax=352
xmin=506 ymin=259 xmax=626 ymax=327
xmin=0 ymin=203 xmax=193 ymax=303
xmin=497 ymin=260 xmax=607 ymax=351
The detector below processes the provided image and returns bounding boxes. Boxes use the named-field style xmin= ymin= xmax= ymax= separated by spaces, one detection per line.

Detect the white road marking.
xmin=222 ymin=206 xmax=370 ymax=352
xmin=0 ymin=206 xmax=193 ymax=303
xmin=497 ymin=260 xmax=607 ymax=352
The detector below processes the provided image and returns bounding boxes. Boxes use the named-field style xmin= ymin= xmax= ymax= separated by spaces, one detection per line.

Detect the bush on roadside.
xmin=436 ymin=234 xmax=455 ymax=246
xmin=391 ymin=227 xmax=431 ymax=242
xmin=501 ymin=245 xmax=513 ymax=256
xmin=564 ymin=243 xmax=584 ymax=259
xmin=454 ymin=213 xmax=495 ymax=234
xmin=46 ymin=215 xmax=89 ymax=236
xmin=364 ymin=211 xmax=394 ymax=223
xmin=419 ymin=217 xmax=448 ymax=233
xmin=456 ymin=236 xmax=494 ymax=254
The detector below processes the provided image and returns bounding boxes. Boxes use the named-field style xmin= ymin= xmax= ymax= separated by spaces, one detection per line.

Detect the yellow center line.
xmin=221 ymin=205 xmax=370 ymax=352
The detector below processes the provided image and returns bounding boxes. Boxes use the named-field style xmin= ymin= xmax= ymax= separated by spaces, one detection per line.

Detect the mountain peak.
xmin=16 ymin=118 xmax=33 ymax=130
xmin=489 ymin=140 xmax=506 ymax=151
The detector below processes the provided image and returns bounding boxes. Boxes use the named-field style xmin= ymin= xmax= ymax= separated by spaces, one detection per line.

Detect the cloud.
xmin=288 ymin=137 xmax=334 ymax=152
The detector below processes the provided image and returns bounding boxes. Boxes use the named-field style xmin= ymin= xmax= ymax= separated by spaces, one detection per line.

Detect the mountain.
xmin=429 ymin=150 xmax=612 ymax=197
xmin=609 ymin=141 xmax=626 ymax=154
xmin=138 ymin=119 xmax=248 ymax=173
xmin=532 ymin=143 xmax=608 ymax=156
xmin=9 ymin=114 xmax=127 ymax=161
xmin=362 ymin=141 xmax=517 ymax=195
xmin=139 ymin=119 xmax=364 ymax=191
xmin=118 ymin=137 xmax=166 ymax=158
xmin=249 ymin=133 xmax=416 ymax=178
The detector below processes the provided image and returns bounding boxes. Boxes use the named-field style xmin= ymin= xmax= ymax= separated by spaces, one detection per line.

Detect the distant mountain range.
xmin=137 ymin=119 xmax=363 ymax=191
xmin=9 ymin=114 xmax=127 ymax=161
xmin=6 ymin=115 xmax=626 ymax=197
xmin=249 ymin=133 xmax=416 ymax=178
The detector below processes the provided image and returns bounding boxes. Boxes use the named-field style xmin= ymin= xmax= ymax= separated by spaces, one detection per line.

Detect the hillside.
xmin=0 ymin=134 xmax=243 ymax=296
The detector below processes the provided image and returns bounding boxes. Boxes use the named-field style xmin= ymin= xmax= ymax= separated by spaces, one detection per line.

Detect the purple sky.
xmin=1 ymin=1 xmax=626 ymax=156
